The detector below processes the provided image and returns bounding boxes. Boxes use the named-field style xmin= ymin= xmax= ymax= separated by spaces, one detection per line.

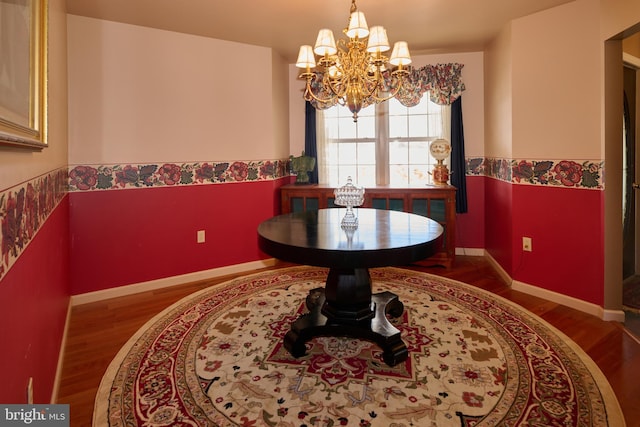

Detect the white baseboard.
xmin=483 ymin=251 xmax=625 ymax=323
xmin=455 ymin=247 xmax=485 ymax=256
xmin=600 ymin=308 xmax=626 ymax=323
xmin=484 ymin=251 xmax=513 ymax=286
xmin=511 ymin=279 xmax=622 ymax=320
xmin=71 ymin=259 xmax=278 ymax=306
xmin=51 ymin=302 xmax=72 ymax=403
xmin=69 ymin=253 xmax=627 ymax=321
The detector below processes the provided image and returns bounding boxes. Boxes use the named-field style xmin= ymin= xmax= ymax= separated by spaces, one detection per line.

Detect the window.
xmin=318 ymin=95 xmax=447 ymax=187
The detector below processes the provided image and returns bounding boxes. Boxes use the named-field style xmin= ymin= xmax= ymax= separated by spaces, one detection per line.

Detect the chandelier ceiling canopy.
xmin=295 ymin=0 xmax=412 ymax=122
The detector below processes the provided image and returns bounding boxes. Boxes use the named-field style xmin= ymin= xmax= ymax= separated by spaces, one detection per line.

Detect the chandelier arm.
xmin=369 ymin=70 xmax=409 ymax=102
xmin=302 ymin=77 xmax=340 ymax=105
xmin=322 ymin=73 xmax=348 ymax=99
xmin=363 ymin=69 xmax=385 ymax=99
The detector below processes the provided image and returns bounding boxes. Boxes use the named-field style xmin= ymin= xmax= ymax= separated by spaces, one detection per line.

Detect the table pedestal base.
xmin=283 ymin=286 xmax=408 ymax=367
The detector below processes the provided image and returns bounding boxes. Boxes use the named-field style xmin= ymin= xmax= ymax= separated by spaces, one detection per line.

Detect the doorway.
xmin=623 ymin=65 xmax=637 ymax=284
xmin=622 ymin=42 xmax=640 ymax=338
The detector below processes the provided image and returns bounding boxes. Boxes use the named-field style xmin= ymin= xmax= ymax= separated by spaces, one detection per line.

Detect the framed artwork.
xmin=0 ymin=0 xmax=48 ymax=149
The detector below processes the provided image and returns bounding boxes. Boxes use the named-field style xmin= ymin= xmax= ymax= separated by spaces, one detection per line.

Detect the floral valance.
xmin=308 ymin=63 xmax=465 ymax=110
xmin=395 ymin=63 xmax=466 ymax=106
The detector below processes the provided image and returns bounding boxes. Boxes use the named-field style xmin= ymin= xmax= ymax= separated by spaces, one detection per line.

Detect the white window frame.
xmin=317 ymin=95 xmax=450 ymax=188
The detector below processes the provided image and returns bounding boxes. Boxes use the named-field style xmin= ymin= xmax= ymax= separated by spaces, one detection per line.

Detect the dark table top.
xmin=257 ymin=208 xmax=443 ymax=269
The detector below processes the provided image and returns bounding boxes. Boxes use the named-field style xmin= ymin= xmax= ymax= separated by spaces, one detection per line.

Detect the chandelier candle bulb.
xmin=295 ymin=0 xmax=411 ymax=122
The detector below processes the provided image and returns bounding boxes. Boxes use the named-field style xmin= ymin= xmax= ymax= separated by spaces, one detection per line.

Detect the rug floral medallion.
xmin=95 ymin=267 xmax=623 ymax=426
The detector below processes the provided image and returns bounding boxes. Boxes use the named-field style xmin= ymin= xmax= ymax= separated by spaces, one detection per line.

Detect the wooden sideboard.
xmin=279 ymin=184 xmax=456 ymax=267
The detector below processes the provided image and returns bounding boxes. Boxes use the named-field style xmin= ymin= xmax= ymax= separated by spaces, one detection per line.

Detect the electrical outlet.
xmin=197 ymin=230 xmax=205 ymax=243
xmin=522 ymin=237 xmax=532 ymax=252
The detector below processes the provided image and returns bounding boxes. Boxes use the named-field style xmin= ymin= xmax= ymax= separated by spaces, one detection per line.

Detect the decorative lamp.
xmin=429 ymin=138 xmax=452 ymax=185
xmin=333 ymin=176 xmax=365 ymax=228
xmin=295 ymin=0 xmax=411 ymax=122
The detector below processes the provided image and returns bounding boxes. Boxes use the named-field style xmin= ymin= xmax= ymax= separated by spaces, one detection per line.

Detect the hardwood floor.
xmin=56 ymin=256 xmax=640 ymax=426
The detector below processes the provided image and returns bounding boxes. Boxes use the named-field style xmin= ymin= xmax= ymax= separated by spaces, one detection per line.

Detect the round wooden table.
xmin=257 ymin=208 xmax=443 ymax=366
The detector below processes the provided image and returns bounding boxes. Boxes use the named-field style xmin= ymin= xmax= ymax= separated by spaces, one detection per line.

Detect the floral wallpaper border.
xmin=66 ymin=157 xmax=604 ymax=193
xmin=0 ymin=156 xmax=605 ymax=283
xmin=466 ymin=157 xmax=604 ymax=189
xmin=68 ymin=159 xmax=290 ymax=191
xmin=0 ymin=168 xmax=68 ymax=282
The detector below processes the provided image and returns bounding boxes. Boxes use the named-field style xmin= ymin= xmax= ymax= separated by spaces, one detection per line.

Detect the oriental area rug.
xmin=94 ymin=266 xmax=624 ymax=426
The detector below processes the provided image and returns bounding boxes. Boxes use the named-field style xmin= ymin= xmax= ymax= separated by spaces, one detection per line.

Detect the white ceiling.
xmin=66 ymin=0 xmax=575 ymax=62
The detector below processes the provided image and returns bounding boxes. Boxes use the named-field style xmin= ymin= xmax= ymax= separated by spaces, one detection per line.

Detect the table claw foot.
xmin=382 ymin=341 xmax=408 ymax=367
xmin=284 ymin=330 xmax=307 ymax=358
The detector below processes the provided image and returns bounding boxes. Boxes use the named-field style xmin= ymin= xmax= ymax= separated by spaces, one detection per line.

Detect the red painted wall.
xmin=455 ymin=176 xmax=485 ymax=249
xmin=69 ymin=175 xmax=487 ymax=294
xmin=511 ymin=184 xmax=604 ymax=305
xmin=69 ymin=180 xmax=286 ymax=294
xmin=0 ymin=198 xmax=70 ymax=404
xmin=484 ymin=178 xmax=514 ymax=274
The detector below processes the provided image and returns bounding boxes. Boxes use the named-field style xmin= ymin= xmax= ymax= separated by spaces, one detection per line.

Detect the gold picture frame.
xmin=0 ymin=0 xmax=48 ymax=149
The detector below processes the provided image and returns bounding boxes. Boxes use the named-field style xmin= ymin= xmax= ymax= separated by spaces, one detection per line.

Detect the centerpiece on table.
xmin=333 ymin=176 xmax=365 ymax=229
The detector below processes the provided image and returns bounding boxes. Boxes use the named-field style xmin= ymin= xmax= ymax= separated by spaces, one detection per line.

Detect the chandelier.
xmin=295 ymin=0 xmax=412 ymax=122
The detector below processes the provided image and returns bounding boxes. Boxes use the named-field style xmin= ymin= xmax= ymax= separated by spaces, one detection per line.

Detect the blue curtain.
xmin=450 ymin=97 xmax=468 ymax=213
xmin=304 ymin=101 xmax=319 ymax=184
